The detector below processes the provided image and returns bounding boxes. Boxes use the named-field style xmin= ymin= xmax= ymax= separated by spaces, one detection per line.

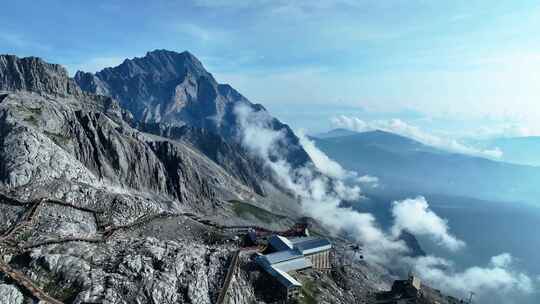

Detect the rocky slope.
xmin=0 ymin=55 xmax=264 ymax=303
xmin=0 ymin=53 xmax=458 ymax=304
xmin=74 ymin=49 xmax=310 ymax=170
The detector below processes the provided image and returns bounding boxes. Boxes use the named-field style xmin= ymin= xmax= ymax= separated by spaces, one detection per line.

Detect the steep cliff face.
xmin=74 ymin=50 xmax=235 ymax=131
xmin=0 ymin=55 xmax=81 ymax=96
xmin=74 ymin=49 xmax=311 ymax=170
xmin=138 ymin=123 xmax=269 ymax=196
xmin=0 ymin=55 xmax=260 ymax=211
xmin=0 ymin=90 xmax=259 ymax=210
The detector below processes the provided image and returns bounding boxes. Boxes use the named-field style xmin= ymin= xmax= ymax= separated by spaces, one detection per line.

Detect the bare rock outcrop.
xmin=0 ymin=284 xmax=24 ymax=304
xmin=0 ymin=55 xmax=81 ymax=96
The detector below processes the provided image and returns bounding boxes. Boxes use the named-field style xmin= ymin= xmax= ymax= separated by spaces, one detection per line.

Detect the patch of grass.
xmin=14 ymin=105 xmax=42 ymax=126
xmin=26 ymin=107 xmax=42 ymax=116
xmin=299 ymin=279 xmax=319 ymax=304
xmin=44 ymin=130 xmax=71 ymax=146
xmin=23 ymin=114 xmax=39 ymax=126
xmin=42 ymin=273 xmax=79 ymax=302
xmin=18 ymin=229 xmax=32 ymax=242
xmin=230 ymin=200 xmax=285 ymax=224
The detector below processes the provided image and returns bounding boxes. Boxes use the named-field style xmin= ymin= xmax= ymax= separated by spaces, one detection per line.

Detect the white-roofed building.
xmin=256 ymin=235 xmax=333 ymax=301
xmin=268 ymin=235 xmax=332 ymax=270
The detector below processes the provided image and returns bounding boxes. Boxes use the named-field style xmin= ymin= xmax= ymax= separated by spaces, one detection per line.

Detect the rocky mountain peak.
xmin=0 ymin=54 xmax=81 ymax=96
xmin=74 ymin=50 xmax=221 ymax=124
xmin=76 ymin=49 xmax=212 ymax=86
xmin=143 ymin=49 xmax=207 ymax=75
xmin=74 ymin=49 xmax=312 ymax=170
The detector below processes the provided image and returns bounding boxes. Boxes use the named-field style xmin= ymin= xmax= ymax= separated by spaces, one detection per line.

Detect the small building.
xmin=256 ymin=235 xmax=333 ymax=301
xmin=268 ymin=235 xmax=332 ymax=270
xmin=376 ymin=274 xmax=422 ymax=304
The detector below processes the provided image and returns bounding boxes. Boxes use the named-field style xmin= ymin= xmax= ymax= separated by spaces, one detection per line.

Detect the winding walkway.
xmin=216 ymin=250 xmax=240 ymax=304
xmin=0 ymin=260 xmax=63 ymax=304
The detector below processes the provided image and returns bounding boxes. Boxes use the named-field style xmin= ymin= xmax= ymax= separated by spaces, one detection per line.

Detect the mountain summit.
xmin=75 ymin=49 xmax=310 ymax=168
xmin=76 ymin=50 xmax=232 ymax=129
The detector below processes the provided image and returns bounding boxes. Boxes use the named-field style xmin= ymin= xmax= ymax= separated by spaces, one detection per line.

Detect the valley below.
xmin=314 ymin=130 xmax=540 ymax=304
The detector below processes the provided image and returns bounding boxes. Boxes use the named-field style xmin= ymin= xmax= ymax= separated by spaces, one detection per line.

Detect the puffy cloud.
xmin=235 ymin=103 xmax=285 ymax=162
xmin=408 ymin=254 xmax=534 ymax=299
xmin=356 ymin=175 xmax=379 ymax=187
xmin=235 ymin=104 xmax=404 ymax=263
xmin=297 ymin=130 xmax=380 ymax=189
xmin=331 ymin=115 xmax=503 ymax=159
xmin=473 ymin=123 xmax=533 ymax=139
xmin=491 ymin=253 xmax=513 ymax=268
xmin=297 ymin=130 xmax=348 ymax=179
xmin=391 ymin=197 xmax=465 ymax=251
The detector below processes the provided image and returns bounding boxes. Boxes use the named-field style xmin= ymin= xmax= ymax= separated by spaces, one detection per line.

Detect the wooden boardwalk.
xmin=216 ymin=250 xmax=240 ymax=304
xmin=0 ymin=261 xmax=63 ymax=304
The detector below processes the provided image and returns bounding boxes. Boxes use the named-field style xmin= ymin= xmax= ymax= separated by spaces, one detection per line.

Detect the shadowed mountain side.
xmin=75 ymin=49 xmax=311 ymax=170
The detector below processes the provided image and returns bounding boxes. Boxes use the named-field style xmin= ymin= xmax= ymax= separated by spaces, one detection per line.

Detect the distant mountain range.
xmin=313 ymin=128 xmax=359 ymax=139
xmin=312 ymin=129 xmax=540 ymax=204
xmin=468 ymin=136 xmax=540 ymax=167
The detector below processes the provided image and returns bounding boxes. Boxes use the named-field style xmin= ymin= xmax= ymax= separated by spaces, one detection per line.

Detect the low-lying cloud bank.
xmin=331 ymin=115 xmax=503 ymax=159
xmin=235 ymin=104 xmax=535 ymax=302
xmin=406 ymin=253 xmax=534 ymax=296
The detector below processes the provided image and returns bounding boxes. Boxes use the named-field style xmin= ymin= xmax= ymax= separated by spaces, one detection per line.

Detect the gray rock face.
xmin=74 ymin=49 xmax=311 ymax=170
xmin=0 ymin=90 xmax=254 ymax=210
xmin=74 ymin=50 xmax=222 ymax=128
xmin=139 ymin=123 xmax=269 ymax=195
xmin=26 ymin=238 xmax=237 ymax=304
xmin=0 ymin=284 xmax=24 ymax=304
xmin=0 ymin=55 xmax=81 ymax=96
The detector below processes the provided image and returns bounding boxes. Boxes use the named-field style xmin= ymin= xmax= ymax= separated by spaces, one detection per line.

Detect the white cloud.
xmin=331 ymin=115 xmax=504 ymax=159
xmin=391 ymin=197 xmax=465 ymax=251
xmin=235 ymin=103 xmax=405 ymax=264
xmin=297 ymin=129 xmax=380 ymax=189
xmin=356 ymin=175 xmax=379 ymax=187
xmin=235 ymin=104 xmax=536 ymax=302
xmin=408 ymin=254 xmax=534 ymax=299
xmin=491 ymin=253 xmax=513 ymax=268
xmin=297 ymin=130 xmax=348 ymax=179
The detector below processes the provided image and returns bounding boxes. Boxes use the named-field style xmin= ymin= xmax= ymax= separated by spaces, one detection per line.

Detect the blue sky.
xmin=2 ymin=0 xmax=540 ymax=137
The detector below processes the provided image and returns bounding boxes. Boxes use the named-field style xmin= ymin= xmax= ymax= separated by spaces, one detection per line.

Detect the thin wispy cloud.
xmin=331 ymin=115 xmax=503 ymax=158
xmin=175 ymin=23 xmax=230 ymax=44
